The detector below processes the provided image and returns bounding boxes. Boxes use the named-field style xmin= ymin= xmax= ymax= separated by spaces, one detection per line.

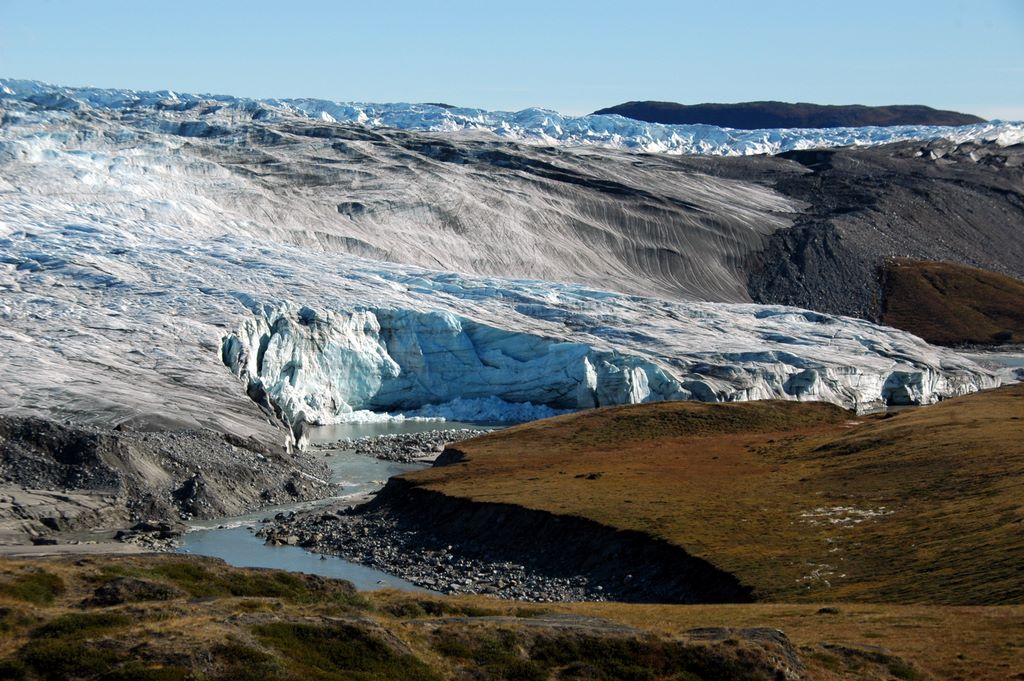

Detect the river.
xmin=177 ymin=420 xmax=485 ymax=591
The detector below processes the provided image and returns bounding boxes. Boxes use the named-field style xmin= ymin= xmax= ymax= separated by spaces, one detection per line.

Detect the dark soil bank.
xmin=264 ymin=477 xmax=754 ymax=604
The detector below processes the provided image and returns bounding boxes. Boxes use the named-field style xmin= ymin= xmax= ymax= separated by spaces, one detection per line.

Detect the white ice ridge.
xmin=2 ymin=78 xmax=1022 ymax=156
xmin=220 ymin=296 xmax=998 ymax=431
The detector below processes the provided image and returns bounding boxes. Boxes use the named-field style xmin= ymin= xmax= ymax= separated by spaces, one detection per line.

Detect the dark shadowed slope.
xmin=594 ymin=101 xmax=985 ymax=128
xmin=747 ymin=140 xmax=1024 ymax=320
xmin=880 ymin=259 xmax=1024 ymax=346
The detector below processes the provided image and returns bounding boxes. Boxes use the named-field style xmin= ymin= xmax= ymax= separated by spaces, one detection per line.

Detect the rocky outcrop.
xmin=313 ymin=429 xmax=492 ymax=463
xmin=0 ymin=415 xmax=336 ymax=547
xmin=748 ymin=141 xmax=1024 ymax=320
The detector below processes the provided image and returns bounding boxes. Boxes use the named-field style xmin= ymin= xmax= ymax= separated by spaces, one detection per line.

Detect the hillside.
xmin=881 ymin=259 xmax=1024 ymax=346
xmin=747 ymin=141 xmax=1024 ymax=320
xmin=377 ymin=386 xmax=1024 ymax=604
xmin=2 ymin=555 xmax=1022 ymax=680
xmin=594 ymin=101 xmax=985 ymax=128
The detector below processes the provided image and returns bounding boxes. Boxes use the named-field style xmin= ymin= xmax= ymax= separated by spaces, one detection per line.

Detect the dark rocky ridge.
xmin=0 ymin=415 xmax=336 ymax=547
xmin=594 ymin=100 xmax=985 ymax=128
xmin=263 ymin=476 xmax=754 ymax=604
xmin=746 ymin=140 xmax=1024 ymax=320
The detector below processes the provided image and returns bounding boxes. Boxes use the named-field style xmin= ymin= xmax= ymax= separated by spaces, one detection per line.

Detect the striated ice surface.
xmin=2 ymin=78 xmax=1022 ymax=156
xmin=0 ymin=80 xmax=1008 ymax=446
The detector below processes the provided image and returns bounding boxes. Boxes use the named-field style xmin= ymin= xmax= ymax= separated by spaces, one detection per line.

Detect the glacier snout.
xmin=221 ymin=304 xmax=1000 ymax=431
xmin=221 ymin=305 xmax=683 ymax=426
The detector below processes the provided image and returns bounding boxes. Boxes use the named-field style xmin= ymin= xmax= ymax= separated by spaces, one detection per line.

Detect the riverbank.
xmin=312 ymin=428 xmax=492 ymax=463
xmin=0 ymin=415 xmax=335 ymax=552
xmin=177 ymin=425 xmax=493 ymax=589
xmin=260 ymin=478 xmax=750 ymax=603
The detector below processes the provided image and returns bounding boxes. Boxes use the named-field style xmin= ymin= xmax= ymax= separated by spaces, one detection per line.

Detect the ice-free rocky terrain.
xmin=1 ymin=80 xmax=1021 ymax=445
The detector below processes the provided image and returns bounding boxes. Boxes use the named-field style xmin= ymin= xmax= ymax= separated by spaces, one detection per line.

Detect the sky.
xmin=1 ymin=0 xmax=1022 ymax=119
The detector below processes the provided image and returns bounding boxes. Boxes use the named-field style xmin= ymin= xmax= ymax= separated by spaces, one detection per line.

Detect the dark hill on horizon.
xmin=593 ymin=100 xmax=985 ymax=128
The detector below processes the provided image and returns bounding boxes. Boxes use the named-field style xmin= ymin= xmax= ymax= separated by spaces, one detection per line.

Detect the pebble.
xmin=259 ymin=510 xmax=612 ymax=603
xmin=311 ymin=429 xmax=491 ymax=463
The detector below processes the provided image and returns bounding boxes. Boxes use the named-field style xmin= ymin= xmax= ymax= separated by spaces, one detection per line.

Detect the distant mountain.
xmin=593 ymin=101 xmax=985 ymax=129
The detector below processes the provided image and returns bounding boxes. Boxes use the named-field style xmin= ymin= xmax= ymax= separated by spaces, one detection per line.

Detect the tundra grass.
xmin=0 ymin=556 xmax=1021 ymax=680
xmin=881 ymin=258 xmax=1024 ymax=345
xmin=402 ymin=386 xmax=1024 ymax=604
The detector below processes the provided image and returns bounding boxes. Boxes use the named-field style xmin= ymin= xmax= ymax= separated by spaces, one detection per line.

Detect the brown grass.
xmin=402 ymin=386 xmax=1024 ymax=604
xmin=557 ymin=601 xmax=1024 ymax=681
xmin=1 ymin=555 xmax=1022 ymax=680
xmin=881 ymin=258 xmax=1024 ymax=345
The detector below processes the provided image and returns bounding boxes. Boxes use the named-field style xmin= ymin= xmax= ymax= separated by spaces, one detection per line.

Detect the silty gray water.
xmin=178 ymin=420 xmax=485 ymax=590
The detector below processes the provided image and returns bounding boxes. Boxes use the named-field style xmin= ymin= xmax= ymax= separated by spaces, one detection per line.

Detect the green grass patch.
xmin=32 ymin=612 xmax=131 ymax=638
xmin=254 ymin=622 xmax=441 ymax=681
xmin=0 ymin=571 xmax=65 ymax=605
xmin=141 ymin=560 xmax=367 ymax=607
xmin=19 ymin=638 xmax=123 ymax=681
xmin=0 ymin=660 xmax=27 ymax=681
xmin=99 ymin=664 xmax=193 ymax=681
xmin=384 ymin=597 xmax=502 ymax=619
xmin=209 ymin=640 xmax=286 ymax=681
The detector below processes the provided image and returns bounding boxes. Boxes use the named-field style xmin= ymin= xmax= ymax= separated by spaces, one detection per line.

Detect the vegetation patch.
xmin=383 ymin=597 xmax=502 ymax=619
xmin=208 ymin=640 xmax=285 ymax=681
xmin=432 ymin=628 xmax=779 ymax=681
xmin=139 ymin=560 xmax=366 ymax=607
xmin=881 ymin=258 xmax=1024 ymax=345
xmin=85 ymin=576 xmax=181 ymax=607
xmin=253 ymin=622 xmax=441 ymax=681
xmin=405 ymin=386 xmax=1024 ymax=603
xmin=32 ymin=612 xmax=130 ymax=638
xmin=0 ymin=556 xmax=1019 ymax=680
xmin=0 ymin=571 xmax=65 ymax=605
xmin=18 ymin=638 xmax=124 ymax=681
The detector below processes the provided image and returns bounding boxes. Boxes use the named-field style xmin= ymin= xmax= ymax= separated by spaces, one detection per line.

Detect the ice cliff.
xmin=221 ymin=300 xmax=998 ymax=434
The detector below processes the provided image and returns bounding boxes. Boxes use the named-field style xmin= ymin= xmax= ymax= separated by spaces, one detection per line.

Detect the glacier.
xmin=0 ymin=80 xmax=1010 ymax=447
xmin=2 ymin=78 xmax=1022 ymax=157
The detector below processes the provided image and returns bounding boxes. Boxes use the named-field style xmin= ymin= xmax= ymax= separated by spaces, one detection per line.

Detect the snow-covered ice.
xmin=2 ymin=78 xmax=1021 ymax=156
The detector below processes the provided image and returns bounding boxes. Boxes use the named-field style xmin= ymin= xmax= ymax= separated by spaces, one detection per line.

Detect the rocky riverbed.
xmin=259 ymin=507 xmax=610 ymax=602
xmin=313 ymin=429 xmax=491 ymax=463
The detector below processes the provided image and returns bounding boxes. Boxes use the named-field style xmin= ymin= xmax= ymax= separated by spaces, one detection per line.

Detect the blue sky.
xmin=2 ymin=0 xmax=1022 ymax=119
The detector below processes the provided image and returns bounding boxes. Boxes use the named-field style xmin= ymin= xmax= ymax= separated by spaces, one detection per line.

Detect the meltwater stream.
xmin=178 ymin=421 xmax=485 ymax=591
